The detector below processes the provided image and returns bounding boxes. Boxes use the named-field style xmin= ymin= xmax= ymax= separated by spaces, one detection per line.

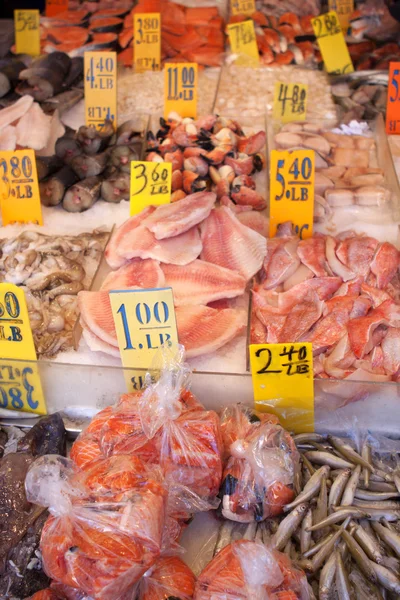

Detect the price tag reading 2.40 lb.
xmin=230 ymin=0 xmax=255 ymax=16
xmin=249 ymin=343 xmax=314 ymax=433
xmin=312 ymin=11 xmax=353 ymax=75
xmin=84 ymin=52 xmax=117 ymax=130
xmin=227 ymin=20 xmax=259 ymax=67
xmin=0 ymin=150 xmax=42 ymax=226
xmin=130 ymin=161 xmax=172 ymax=216
xmin=14 ymin=10 xmax=40 ymax=56
xmin=134 ymin=13 xmax=161 ymax=72
xmin=164 ymin=63 xmax=198 ymax=119
xmin=273 ymin=82 xmax=308 ymax=123
xmin=386 ymin=62 xmax=400 ymax=135
xmin=269 ymin=150 xmax=314 ymax=239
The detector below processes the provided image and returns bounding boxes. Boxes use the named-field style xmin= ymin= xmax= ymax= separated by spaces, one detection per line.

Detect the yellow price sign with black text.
xmin=0 ymin=284 xmax=46 ymax=415
xmin=164 ymin=63 xmax=198 ymax=119
xmin=134 ymin=13 xmax=161 ymax=72
xmin=269 ymin=149 xmax=314 ymax=239
xmin=230 ymin=0 xmax=255 ymax=16
xmin=84 ymin=52 xmax=117 ymax=130
xmin=14 ymin=10 xmax=40 ymax=56
xmin=328 ymin=0 xmax=354 ymax=32
xmin=312 ymin=11 xmax=353 ymax=75
xmin=250 ymin=343 xmax=314 ymax=433
xmin=130 ymin=160 xmax=172 ymax=216
xmin=0 ymin=150 xmax=42 ymax=226
xmin=227 ymin=20 xmax=259 ymax=67
xmin=273 ymin=82 xmax=308 ymax=123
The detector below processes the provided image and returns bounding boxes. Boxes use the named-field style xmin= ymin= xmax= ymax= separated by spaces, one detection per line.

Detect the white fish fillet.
xmin=36 ymin=109 xmax=65 ymax=157
xmin=105 ymin=206 xmax=156 ymax=269
xmin=15 ymin=102 xmax=51 ymax=150
xmin=200 ymin=206 xmax=266 ymax=281
xmin=0 ymin=125 xmax=16 ymax=150
xmin=100 ymin=258 xmax=165 ymax=291
xmin=0 ymin=95 xmax=33 ymax=130
xmin=82 ymin=324 xmax=120 ymax=358
xmin=162 ymin=259 xmax=246 ymax=306
xmin=78 ymin=291 xmax=117 ymax=346
xmin=237 ymin=211 xmax=269 ymax=238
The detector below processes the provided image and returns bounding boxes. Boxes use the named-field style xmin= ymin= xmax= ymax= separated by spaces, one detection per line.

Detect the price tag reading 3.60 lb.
xmin=84 ymin=52 xmax=117 ymax=130
xmin=386 ymin=62 xmax=400 ymax=135
xmin=0 ymin=149 xmax=42 ymax=226
xmin=164 ymin=63 xmax=198 ymax=119
xmin=269 ymin=150 xmax=314 ymax=239
xmin=14 ymin=10 xmax=40 ymax=56
xmin=134 ymin=13 xmax=161 ymax=72
xmin=230 ymin=0 xmax=255 ymax=16
xmin=312 ymin=11 xmax=353 ymax=75
xmin=130 ymin=160 xmax=172 ymax=216
xmin=227 ymin=20 xmax=259 ymax=67
xmin=273 ymin=83 xmax=308 ymax=123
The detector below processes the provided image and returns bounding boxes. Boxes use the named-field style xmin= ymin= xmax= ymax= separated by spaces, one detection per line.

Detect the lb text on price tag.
xmin=130 ymin=160 xmax=172 ymax=216
xmin=134 ymin=13 xmax=161 ymax=72
xmin=227 ymin=20 xmax=259 ymax=67
xmin=273 ymin=82 xmax=308 ymax=123
xmin=312 ymin=11 xmax=353 ymax=75
xmin=386 ymin=62 xmax=400 ymax=135
xmin=0 ymin=150 xmax=42 ymax=226
xmin=45 ymin=0 xmax=68 ymax=17
xmin=230 ymin=0 xmax=255 ymax=16
xmin=0 ymin=284 xmax=46 ymax=415
xmin=269 ymin=149 xmax=314 ymax=239
xmin=84 ymin=52 xmax=117 ymax=130
xmin=249 ymin=343 xmax=314 ymax=433
xmin=164 ymin=63 xmax=198 ymax=119
xmin=328 ymin=0 xmax=354 ymax=32
xmin=14 ymin=10 xmax=40 ymax=56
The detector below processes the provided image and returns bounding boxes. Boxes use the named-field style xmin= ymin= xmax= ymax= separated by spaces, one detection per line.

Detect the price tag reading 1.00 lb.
xmin=328 ymin=0 xmax=354 ymax=32
xmin=269 ymin=150 xmax=314 ymax=239
xmin=312 ymin=11 xmax=353 ymax=75
xmin=0 ymin=150 xmax=42 ymax=226
xmin=230 ymin=0 xmax=255 ymax=16
xmin=386 ymin=62 xmax=400 ymax=135
xmin=273 ymin=82 xmax=308 ymax=123
xmin=84 ymin=52 xmax=117 ymax=130
xmin=249 ymin=343 xmax=314 ymax=433
xmin=134 ymin=13 xmax=161 ymax=72
xmin=130 ymin=160 xmax=172 ymax=216
xmin=164 ymin=63 xmax=198 ymax=119
xmin=14 ymin=10 xmax=40 ymax=56
xmin=227 ymin=20 xmax=259 ymax=67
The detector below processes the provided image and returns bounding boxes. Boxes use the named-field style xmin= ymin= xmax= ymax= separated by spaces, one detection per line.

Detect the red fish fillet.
xmin=100 ymin=259 xmax=165 ymax=291
xmin=237 ymin=211 xmax=269 ymax=238
xmin=78 ymin=290 xmax=117 ymax=346
xmin=105 ymin=206 xmax=156 ymax=269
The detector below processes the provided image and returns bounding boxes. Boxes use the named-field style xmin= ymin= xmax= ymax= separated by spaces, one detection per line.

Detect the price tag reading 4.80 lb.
xmin=0 ymin=150 xmax=42 ymax=226
xmin=273 ymin=82 xmax=308 ymax=123
xmin=130 ymin=161 xmax=172 ymax=216
xmin=386 ymin=62 xmax=400 ymax=135
xmin=269 ymin=150 xmax=314 ymax=239
xmin=249 ymin=343 xmax=314 ymax=433
xmin=14 ymin=10 xmax=40 ymax=56
xmin=230 ymin=0 xmax=255 ymax=16
xmin=227 ymin=20 xmax=259 ymax=67
xmin=134 ymin=13 xmax=161 ymax=72
xmin=312 ymin=11 xmax=353 ymax=75
xmin=0 ymin=284 xmax=46 ymax=415
xmin=164 ymin=63 xmax=198 ymax=119
xmin=328 ymin=0 xmax=354 ymax=32
xmin=84 ymin=52 xmax=117 ymax=130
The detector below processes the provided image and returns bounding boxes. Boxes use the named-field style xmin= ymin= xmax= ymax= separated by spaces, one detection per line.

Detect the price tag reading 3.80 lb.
xmin=273 ymin=82 xmax=308 ymax=123
xmin=14 ymin=10 xmax=40 ymax=56
xmin=269 ymin=150 xmax=314 ymax=239
xmin=164 ymin=63 xmax=198 ymax=119
xmin=227 ymin=20 xmax=259 ymax=67
xmin=0 ymin=149 xmax=42 ymax=226
xmin=312 ymin=11 xmax=353 ymax=75
xmin=230 ymin=0 xmax=255 ymax=16
xmin=130 ymin=160 xmax=172 ymax=216
xmin=84 ymin=52 xmax=117 ymax=130
xmin=134 ymin=13 xmax=161 ymax=72
xmin=386 ymin=62 xmax=400 ymax=135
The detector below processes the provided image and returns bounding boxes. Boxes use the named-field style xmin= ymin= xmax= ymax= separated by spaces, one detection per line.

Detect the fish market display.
xmin=347 ymin=40 xmax=400 ymax=72
xmin=255 ymin=0 xmax=321 ymax=18
xmin=349 ymin=0 xmax=400 ymax=43
xmin=331 ymin=72 xmax=388 ymax=124
xmin=0 ymin=230 xmax=108 ymax=357
xmin=251 ymin=224 xmax=400 ymax=383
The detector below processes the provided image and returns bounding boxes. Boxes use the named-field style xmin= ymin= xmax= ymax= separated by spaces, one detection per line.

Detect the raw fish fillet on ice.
xmin=81 ymin=326 xmax=120 ymax=358
xmin=0 ymin=125 xmax=16 ymax=151
xmin=176 ymin=305 xmax=247 ymax=358
xmin=145 ymin=191 xmax=216 ymax=240
xmin=15 ymin=102 xmax=51 ymax=151
xmin=236 ymin=210 xmax=269 ymax=238
xmin=0 ymin=95 xmax=33 ymax=129
xmin=36 ymin=110 xmax=65 ymax=157
xmin=200 ymin=207 xmax=266 ymax=281
xmin=162 ymin=259 xmax=246 ymax=306
xmin=100 ymin=259 xmax=165 ymax=291
xmin=105 ymin=206 xmax=156 ymax=269
xmin=78 ymin=290 xmax=117 ymax=347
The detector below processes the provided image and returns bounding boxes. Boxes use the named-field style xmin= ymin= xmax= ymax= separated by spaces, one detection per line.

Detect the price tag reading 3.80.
xmin=164 ymin=63 xmax=198 ymax=119
xmin=84 ymin=52 xmax=117 ymax=130
xmin=273 ymin=82 xmax=308 ymax=123
xmin=0 ymin=149 xmax=42 ymax=226
xmin=386 ymin=62 xmax=400 ymax=135
xmin=227 ymin=20 xmax=259 ymax=67
xmin=312 ymin=11 xmax=353 ymax=75
xmin=134 ymin=13 xmax=161 ymax=72
xmin=130 ymin=160 xmax=172 ymax=216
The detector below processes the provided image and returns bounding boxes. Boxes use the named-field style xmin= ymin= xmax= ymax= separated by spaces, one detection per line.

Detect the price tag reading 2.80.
xmin=312 ymin=11 xmax=353 ymax=75
xmin=134 ymin=13 xmax=161 ymax=72
xmin=0 ymin=149 xmax=42 ymax=226
xmin=269 ymin=149 xmax=314 ymax=239
xmin=164 ymin=63 xmax=198 ymax=119
xmin=130 ymin=160 xmax=172 ymax=216
xmin=84 ymin=52 xmax=117 ymax=130
xmin=386 ymin=62 xmax=400 ymax=135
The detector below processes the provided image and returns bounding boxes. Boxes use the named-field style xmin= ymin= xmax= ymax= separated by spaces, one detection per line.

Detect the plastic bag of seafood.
xmin=25 ymin=455 xmax=167 ymax=600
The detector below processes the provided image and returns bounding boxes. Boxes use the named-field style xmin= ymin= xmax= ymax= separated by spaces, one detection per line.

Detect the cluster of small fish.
xmin=39 ymin=118 xmax=143 ymax=211
xmin=331 ymin=73 xmax=388 ymax=125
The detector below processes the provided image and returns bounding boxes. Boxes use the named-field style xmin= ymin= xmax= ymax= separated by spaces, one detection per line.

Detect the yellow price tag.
xmin=312 ymin=11 xmax=353 ymax=75
xmin=328 ymin=0 xmax=354 ymax=32
xmin=164 ymin=63 xmax=198 ymax=120
xmin=269 ymin=149 xmax=314 ymax=240
xmin=130 ymin=160 xmax=172 ymax=216
xmin=230 ymin=0 xmax=255 ymax=16
xmin=134 ymin=13 xmax=161 ymax=72
xmin=227 ymin=20 xmax=260 ymax=67
xmin=273 ymin=82 xmax=308 ymax=123
xmin=0 ymin=150 xmax=42 ymax=226
xmin=14 ymin=10 xmax=40 ymax=56
xmin=84 ymin=52 xmax=117 ymax=130
xmin=0 ymin=284 xmax=46 ymax=415
xmin=46 ymin=0 xmax=68 ymax=17
xmin=249 ymin=343 xmax=314 ymax=433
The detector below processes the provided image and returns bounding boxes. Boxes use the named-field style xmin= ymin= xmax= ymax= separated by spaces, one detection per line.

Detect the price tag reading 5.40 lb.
xmin=386 ymin=62 xmax=400 ymax=135
xmin=273 ymin=82 xmax=308 ymax=123
xmin=14 ymin=10 xmax=40 ymax=56
xmin=164 ymin=63 xmax=198 ymax=119
xmin=249 ymin=343 xmax=314 ymax=433
xmin=269 ymin=150 xmax=314 ymax=239
xmin=84 ymin=52 xmax=117 ymax=130
xmin=312 ymin=11 xmax=353 ymax=75
xmin=231 ymin=0 xmax=255 ymax=16
xmin=134 ymin=13 xmax=161 ymax=72
xmin=130 ymin=161 xmax=172 ymax=216
xmin=0 ymin=150 xmax=42 ymax=226
xmin=227 ymin=20 xmax=259 ymax=67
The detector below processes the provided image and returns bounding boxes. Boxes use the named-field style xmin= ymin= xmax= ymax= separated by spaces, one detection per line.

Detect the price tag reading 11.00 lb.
xmin=269 ymin=149 xmax=314 ymax=239
xmin=0 ymin=284 xmax=46 ymax=415
xmin=386 ymin=62 xmax=400 ymax=134
xmin=14 ymin=10 xmax=40 ymax=56
xmin=164 ymin=63 xmax=198 ymax=119
xmin=273 ymin=82 xmax=308 ymax=123
xmin=0 ymin=150 xmax=43 ymax=226
xmin=230 ymin=0 xmax=255 ymax=16
xmin=84 ymin=52 xmax=117 ymax=130
xmin=134 ymin=13 xmax=161 ymax=72
xmin=226 ymin=20 xmax=259 ymax=67
xmin=312 ymin=11 xmax=353 ymax=75
xmin=249 ymin=343 xmax=314 ymax=433
xmin=130 ymin=160 xmax=172 ymax=216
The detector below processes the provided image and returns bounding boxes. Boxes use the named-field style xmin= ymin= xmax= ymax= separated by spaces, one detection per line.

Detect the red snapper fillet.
xmin=176 ymin=305 xmax=247 ymax=358
xmin=78 ymin=290 xmax=117 ymax=346
xmin=105 ymin=206 xmax=156 ymax=269
xmin=162 ymin=259 xmax=246 ymax=306
xmin=100 ymin=259 xmax=165 ymax=291
xmin=200 ymin=207 xmax=266 ymax=281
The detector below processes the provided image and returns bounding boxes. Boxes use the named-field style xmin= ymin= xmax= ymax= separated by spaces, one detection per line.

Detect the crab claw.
xmin=183 ymin=156 xmax=209 ymax=177
xmin=253 ymin=153 xmax=266 ymax=172
xmin=237 ymin=131 xmax=266 ymax=155
xmin=147 ymin=152 xmax=164 ymax=163
xmin=165 ymin=148 xmax=184 ymax=171
xmin=225 ymin=152 xmax=254 ymax=176
xmin=232 ymin=174 xmax=256 ymax=190
xmin=231 ymin=186 xmax=266 ymax=210
xmin=183 ymin=170 xmax=207 ymax=194
xmin=158 ymin=139 xmax=179 ymax=157
xmin=195 ymin=115 xmax=217 ymax=131
xmin=146 ymin=130 xmax=159 ymax=150
xmin=205 ymin=146 xmax=230 ymax=165
xmin=172 ymin=170 xmax=183 ymax=191
xmin=183 ymin=147 xmax=207 ymax=159
xmin=171 ymin=190 xmax=186 ymax=203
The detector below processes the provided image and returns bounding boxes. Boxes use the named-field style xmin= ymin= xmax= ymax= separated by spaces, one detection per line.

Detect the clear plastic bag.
xmin=219 ymin=405 xmax=300 ymax=522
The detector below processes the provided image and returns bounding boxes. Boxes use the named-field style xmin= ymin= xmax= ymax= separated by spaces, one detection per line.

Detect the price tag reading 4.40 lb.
xmin=269 ymin=150 xmax=314 ymax=239
xmin=328 ymin=0 xmax=354 ymax=32
xmin=134 ymin=13 xmax=161 ymax=72
xmin=312 ymin=11 xmax=353 ymax=75
xmin=249 ymin=343 xmax=314 ymax=433
xmin=227 ymin=20 xmax=259 ymax=67
xmin=0 ymin=150 xmax=42 ymax=226
xmin=84 ymin=52 xmax=117 ymax=130
xmin=386 ymin=62 xmax=400 ymax=135
xmin=14 ymin=10 xmax=40 ymax=56
xmin=164 ymin=63 xmax=198 ymax=119
xmin=231 ymin=0 xmax=255 ymax=16
xmin=273 ymin=82 xmax=308 ymax=123
xmin=0 ymin=284 xmax=46 ymax=415
xmin=130 ymin=161 xmax=172 ymax=216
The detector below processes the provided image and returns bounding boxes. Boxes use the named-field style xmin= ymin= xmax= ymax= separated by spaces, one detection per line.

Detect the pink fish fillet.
xmin=304 ymin=295 xmax=357 ymax=354
xmin=261 ymin=277 xmax=342 ymax=311
xmin=161 ymin=259 xmax=246 ymax=306
xmin=0 ymin=95 xmax=33 ymax=129
xmin=15 ymin=102 xmax=52 ymax=151
xmin=78 ymin=290 xmax=117 ymax=346
xmin=105 ymin=206 xmax=156 ymax=269
xmin=370 ymin=242 xmax=399 ymax=289
xmin=117 ymin=224 xmax=202 ymax=265
xmin=0 ymin=125 xmax=16 ymax=151
xmin=263 ymin=237 xmax=300 ymax=289
xmin=336 ymin=236 xmax=378 ymax=278
xmin=347 ymin=299 xmax=400 ymax=358
xmin=81 ymin=324 xmax=120 ymax=358
xmin=176 ymin=305 xmax=247 ymax=358
xmin=145 ymin=191 xmax=216 ymax=240
xmin=381 ymin=327 xmax=400 ymax=375
xmin=100 ymin=259 xmax=165 ymax=291
xmin=200 ymin=206 xmax=266 ymax=281
xmin=236 ymin=211 xmax=269 ymax=238
xmin=297 ymin=237 xmax=329 ymax=277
